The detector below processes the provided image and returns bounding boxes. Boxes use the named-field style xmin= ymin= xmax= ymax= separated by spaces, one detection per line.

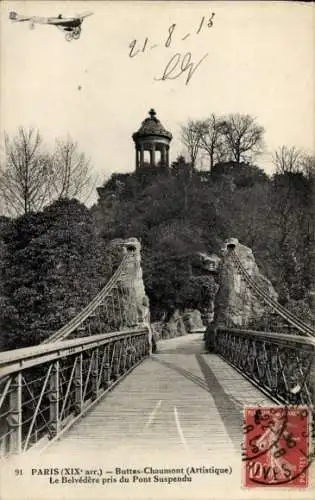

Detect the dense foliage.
xmin=96 ymin=158 xmax=314 ymax=321
xmin=0 ymin=199 xmax=110 ymax=349
xmin=0 ymin=151 xmax=313 ymax=350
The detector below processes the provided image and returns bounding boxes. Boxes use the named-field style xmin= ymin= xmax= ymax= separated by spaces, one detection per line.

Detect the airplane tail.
xmin=9 ymin=11 xmax=18 ymax=20
xmin=9 ymin=11 xmax=33 ymax=24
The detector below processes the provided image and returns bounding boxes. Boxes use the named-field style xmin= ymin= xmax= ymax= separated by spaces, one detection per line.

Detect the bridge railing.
xmin=213 ymin=327 xmax=315 ymax=406
xmin=0 ymin=328 xmax=149 ymax=458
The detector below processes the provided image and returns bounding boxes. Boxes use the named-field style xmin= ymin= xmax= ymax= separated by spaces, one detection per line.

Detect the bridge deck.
xmin=44 ymin=334 xmax=270 ymax=460
xmin=4 ymin=335 xmax=313 ymax=500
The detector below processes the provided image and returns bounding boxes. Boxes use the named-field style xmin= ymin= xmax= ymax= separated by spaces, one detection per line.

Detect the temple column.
xmin=161 ymin=147 xmax=167 ymax=167
xmin=150 ymin=144 xmax=156 ymax=167
xmin=166 ymin=146 xmax=170 ymax=168
xmin=140 ymin=145 xmax=144 ymax=167
xmin=135 ymin=148 xmax=140 ymax=169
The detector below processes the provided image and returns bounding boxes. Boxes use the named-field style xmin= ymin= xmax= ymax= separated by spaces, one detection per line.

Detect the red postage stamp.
xmin=243 ymin=406 xmax=312 ymax=487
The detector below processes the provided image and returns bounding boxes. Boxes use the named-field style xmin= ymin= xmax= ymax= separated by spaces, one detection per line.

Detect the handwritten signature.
xmin=128 ymin=12 xmax=215 ymax=58
xmin=154 ymin=52 xmax=208 ymax=86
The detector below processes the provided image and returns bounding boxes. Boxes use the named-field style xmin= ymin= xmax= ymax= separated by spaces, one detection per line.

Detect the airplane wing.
xmin=44 ymin=13 xmax=93 ymax=25
xmin=29 ymin=16 xmax=50 ymax=24
xmin=76 ymin=11 xmax=94 ymax=19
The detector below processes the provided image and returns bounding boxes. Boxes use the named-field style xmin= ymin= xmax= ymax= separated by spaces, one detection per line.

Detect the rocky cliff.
xmin=108 ymin=237 xmax=150 ymax=328
xmin=213 ymin=238 xmax=278 ymax=327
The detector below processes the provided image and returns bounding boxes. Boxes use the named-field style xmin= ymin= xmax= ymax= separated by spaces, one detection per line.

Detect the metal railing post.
xmin=8 ymin=372 xmax=22 ymax=454
xmin=91 ymin=349 xmax=99 ymax=400
xmin=105 ymin=345 xmax=113 ymax=387
xmin=49 ymin=361 xmax=60 ymax=437
xmin=114 ymin=341 xmax=121 ymax=379
xmin=74 ymin=354 xmax=83 ymax=415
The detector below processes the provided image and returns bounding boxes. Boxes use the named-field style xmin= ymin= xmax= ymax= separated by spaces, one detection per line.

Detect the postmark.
xmin=242 ymin=406 xmax=289 ymax=461
xmin=243 ymin=406 xmax=313 ymax=487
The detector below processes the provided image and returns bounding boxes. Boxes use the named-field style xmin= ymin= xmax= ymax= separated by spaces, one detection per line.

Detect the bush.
xmin=1 ymin=199 xmax=110 ymax=349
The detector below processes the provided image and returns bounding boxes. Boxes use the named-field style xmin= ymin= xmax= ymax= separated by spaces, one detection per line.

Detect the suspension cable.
xmin=230 ymin=250 xmax=314 ymax=337
xmin=43 ymin=255 xmax=130 ymax=343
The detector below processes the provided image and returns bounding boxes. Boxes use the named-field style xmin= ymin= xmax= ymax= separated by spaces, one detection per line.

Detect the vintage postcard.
xmin=0 ymin=1 xmax=314 ymax=499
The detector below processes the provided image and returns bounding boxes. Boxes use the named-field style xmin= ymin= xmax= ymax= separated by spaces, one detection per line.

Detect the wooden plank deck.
xmin=2 ymin=334 xmax=313 ymax=500
xmin=42 ymin=334 xmax=271 ymax=460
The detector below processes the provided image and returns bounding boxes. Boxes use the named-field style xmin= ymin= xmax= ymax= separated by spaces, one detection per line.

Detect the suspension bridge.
xmin=0 ymin=238 xmax=314 ymax=499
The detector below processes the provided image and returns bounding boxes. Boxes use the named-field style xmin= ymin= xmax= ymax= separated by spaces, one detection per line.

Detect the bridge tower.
xmin=132 ymin=109 xmax=172 ymax=170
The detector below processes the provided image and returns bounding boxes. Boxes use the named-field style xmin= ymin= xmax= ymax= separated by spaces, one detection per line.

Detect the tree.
xmin=272 ymin=145 xmax=303 ymax=174
xmin=49 ymin=137 xmax=97 ymax=202
xmin=0 ymin=216 xmax=16 ymax=350
xmin=219 ymin=114 xmax=264 ymax=164
xmin=178 ymin=275 xmax=218 ymax=313
xmin=180 ymin=119 xmax=204 ymax=167
xmin=143 ymin=220 xmax=205 ymax=318
xmin=199 ymin=114 xmax=227 ymax=170
xmin=171 ymin=155 xmax=194 ymax=183
xmin=270 ymin=147 xmax=314 ymax=302
xmin=170 ymin=156 xmax=194 ymax=217
xmin=300 ymin=154 xmax=315 ymax=180
xmin=0 ymin=128 xmax=97 ymax=217
xmin=0 ymin=127 xmax=51 ymax=216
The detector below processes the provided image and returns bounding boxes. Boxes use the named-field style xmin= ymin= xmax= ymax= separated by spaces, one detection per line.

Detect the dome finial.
xmin=149 ymin=108 xmax=156 ymax=119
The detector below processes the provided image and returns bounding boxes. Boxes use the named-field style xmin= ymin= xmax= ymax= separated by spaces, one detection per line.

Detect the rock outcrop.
xmin=191 ymin=252 xmax=220 ymax=326
xmin=151 ymin=308 xmax=205 ymax=341
xmin=182 ymin=309 xmax=205 ymax=332
xmin=121 ymin=237 xmax=150 ymax=325
xmin=213 ymin=238 xmax=278 ymax=327
xmin=108 ymin=237 xmax=151 ymax=329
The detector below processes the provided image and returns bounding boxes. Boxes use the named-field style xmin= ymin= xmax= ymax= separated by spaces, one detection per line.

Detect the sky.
xmin=0 ymin=1 xmax=314 ymax=205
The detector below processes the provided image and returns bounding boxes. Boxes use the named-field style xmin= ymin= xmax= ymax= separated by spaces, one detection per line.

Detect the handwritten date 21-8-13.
xmin=128 ymin=13 xmax=215 ymax=85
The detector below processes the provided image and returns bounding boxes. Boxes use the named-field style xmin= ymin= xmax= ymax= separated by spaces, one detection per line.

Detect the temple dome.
xmin=132 ymin=109 xmax=172 ymax=141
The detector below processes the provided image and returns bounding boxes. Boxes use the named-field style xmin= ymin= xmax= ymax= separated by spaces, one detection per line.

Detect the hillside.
xmin=0 ymin=160 xmax=313 ymax=349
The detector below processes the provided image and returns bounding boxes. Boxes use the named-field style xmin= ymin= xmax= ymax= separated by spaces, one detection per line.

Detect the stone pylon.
xmin=213 ymin=238 xmax=278 ymax=328
xmin=108 ymin=237 xmax=153 ymax=353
